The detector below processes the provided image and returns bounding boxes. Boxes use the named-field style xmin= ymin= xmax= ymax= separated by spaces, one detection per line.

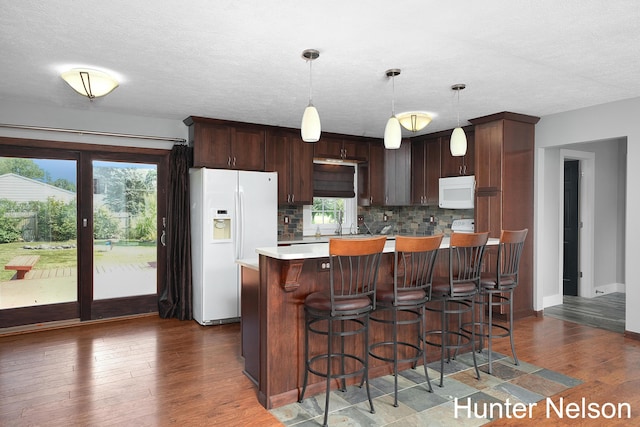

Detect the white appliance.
xmin=439 ymin=175 xmax=476 ymax=209
xmin=190 ymin=168 xmax=277 ymax=325
xmin=451 ymin=218 xmax=475 ymax=233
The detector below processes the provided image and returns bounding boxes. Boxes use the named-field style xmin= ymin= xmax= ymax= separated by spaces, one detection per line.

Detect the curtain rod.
xmin=0 ymin=123 xmax=187 ymax=144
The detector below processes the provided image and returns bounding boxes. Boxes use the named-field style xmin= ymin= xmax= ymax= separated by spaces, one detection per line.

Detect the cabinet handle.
xmin=228 ymin=157 xmax=231 ymax=167
xmin=233 ymin=157 xmax=237 ymax=167
xmin=463 ymin=164 xmax=467 ymax=174
xmin=291 ymin=194 xmax=295 ymax=203
xmin=370 ymin=196 xmax=373 ymax=204
xmin=287 ymin=194 xmax=291 ymax=203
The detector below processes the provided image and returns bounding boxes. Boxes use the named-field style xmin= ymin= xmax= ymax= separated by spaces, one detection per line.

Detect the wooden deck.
xmin=22 ymin=263 xmax=153 ymax=279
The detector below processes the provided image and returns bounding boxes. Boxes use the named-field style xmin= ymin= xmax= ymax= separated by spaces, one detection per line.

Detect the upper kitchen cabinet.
xmin=314 ymin=134 xmax=366 ymax=161
xmin=384 ymin=139 xmax=412 ymax=206
xmin=440 ymin=127 xmax=474 ymax=177
xmin=411 ymin=136 xmax=441 ymax=206
xmin=357 ymin=139 xmax=385 ymax=206
xmin=266 ymin=129 xmax=314 ymax=205
xmin=184 ymin=116 xmax=266 ymax=171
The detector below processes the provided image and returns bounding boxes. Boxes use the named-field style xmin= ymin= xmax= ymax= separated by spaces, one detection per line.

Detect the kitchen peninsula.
xmin=240 ymin=236 xmax=498 ymax=410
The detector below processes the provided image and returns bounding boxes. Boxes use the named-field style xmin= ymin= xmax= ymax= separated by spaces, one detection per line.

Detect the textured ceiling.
xmin=2 ymin=0 xmax=640 ymax=138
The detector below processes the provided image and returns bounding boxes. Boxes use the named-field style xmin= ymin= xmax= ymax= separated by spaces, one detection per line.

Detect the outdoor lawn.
xmin=0 ymin=241 xmax=156 ymax=281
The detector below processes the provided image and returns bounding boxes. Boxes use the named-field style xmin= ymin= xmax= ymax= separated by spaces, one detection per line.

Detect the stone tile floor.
xmin=270 ymin=351 xmax=582 ymax=426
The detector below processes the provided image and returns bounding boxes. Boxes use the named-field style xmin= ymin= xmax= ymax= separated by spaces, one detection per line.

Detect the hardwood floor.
xmin=544 ymin=292 xmax=625 ymax=333
xmin=1 ymin=313 xmax=639 ymax=426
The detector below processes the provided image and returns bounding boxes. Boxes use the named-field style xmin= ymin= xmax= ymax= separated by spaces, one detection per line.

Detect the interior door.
xmin=563 ymin=160 xmax=580 ymax=296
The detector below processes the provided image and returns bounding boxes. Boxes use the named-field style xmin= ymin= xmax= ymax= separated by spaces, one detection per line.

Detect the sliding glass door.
xmin=0 ymin=142 xmax=167 ymax=329
xmin=0 ymin=157 xmax=78 ymax=310
xmin=92 ymin=161 xmax=158 ymax=300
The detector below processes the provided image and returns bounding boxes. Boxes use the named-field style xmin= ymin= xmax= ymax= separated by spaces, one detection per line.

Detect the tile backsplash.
xmin=277 ymin=205 xmax=474 ymax=239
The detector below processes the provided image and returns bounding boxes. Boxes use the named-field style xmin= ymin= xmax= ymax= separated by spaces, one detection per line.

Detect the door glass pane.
xmin=0 ymin=157 xmax=78 ymax=309
xmin=92 ymin=161 xmax=157 ymax=299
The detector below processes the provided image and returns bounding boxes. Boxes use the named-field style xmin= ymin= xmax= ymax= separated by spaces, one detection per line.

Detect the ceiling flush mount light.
xmin=301 ymin=49 xmax=321 ymax=143
xmin=384 ymin=69 xmax=402 ymax=149
xmin=61 ymin=68 xmax=119 ymax=99
xmin=450 ymin=83 xmax=467 ymax=157
xmin=397 ymin=111 xmax=432 ymax=133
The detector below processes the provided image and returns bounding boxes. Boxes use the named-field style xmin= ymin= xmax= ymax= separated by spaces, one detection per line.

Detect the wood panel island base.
xmin=242 ymin=238 xmax=501 ymax=409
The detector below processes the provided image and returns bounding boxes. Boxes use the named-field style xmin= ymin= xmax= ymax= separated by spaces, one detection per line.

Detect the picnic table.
xmin=4 ymin=255 xmax=40 ymax=279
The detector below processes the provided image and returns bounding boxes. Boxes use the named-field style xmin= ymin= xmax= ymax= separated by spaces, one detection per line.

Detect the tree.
xmin=95 ymin=167 xmax=156 ymax=216
xmin=0 ymin=158 xmax=45 ymax=180
xmin=51 ymin=178 xmax=76 ymax=192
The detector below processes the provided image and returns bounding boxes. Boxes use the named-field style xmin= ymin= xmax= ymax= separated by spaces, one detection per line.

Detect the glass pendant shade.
xmin=450 ymin=127 xmax=467 ymax=156
xmin=301 ymin=104 xmax=321 ymax=142
xmin=397 ymin=112 xmax=432 ymax=132
xmin=384 ymin=116 xmax=402 ymax=149
xmin=61 ymin=68 xmax=119 ymax=99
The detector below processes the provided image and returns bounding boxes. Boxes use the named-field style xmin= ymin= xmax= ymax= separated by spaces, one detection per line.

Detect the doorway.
xmin=563 ymin=160 xmax=579 ymax=296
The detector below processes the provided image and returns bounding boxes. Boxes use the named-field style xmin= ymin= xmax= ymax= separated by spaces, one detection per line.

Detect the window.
xmin=303 ymin=161 xmax=358 ymax=236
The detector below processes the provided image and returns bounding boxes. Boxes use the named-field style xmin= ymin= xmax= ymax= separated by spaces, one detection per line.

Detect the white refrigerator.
xmin=190 ymin=168 xmax=277 ymax=325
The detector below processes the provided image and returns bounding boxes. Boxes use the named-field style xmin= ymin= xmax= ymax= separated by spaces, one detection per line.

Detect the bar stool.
xmin=369 ymin=234 xmax=443 ymax=407
xmin=425 ymin=231 xmax=489 ymax=387
xmin=299 ymin=236 xmax=386 ymax=427
xmin=476 ymin=229 xmax=528 ymax=374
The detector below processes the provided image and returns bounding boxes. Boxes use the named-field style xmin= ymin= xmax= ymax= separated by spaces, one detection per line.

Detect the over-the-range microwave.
xmin=439 ymin=175 xmax=475 ymax=209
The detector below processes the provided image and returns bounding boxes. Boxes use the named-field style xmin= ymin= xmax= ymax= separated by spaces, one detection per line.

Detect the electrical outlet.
xmin=383 ymin=214 xmax=388 ymax=222
xmin=357 ymin=215 xmax=364 ymax=225
xmin=283 ymin=215 xmax=289 ymax=224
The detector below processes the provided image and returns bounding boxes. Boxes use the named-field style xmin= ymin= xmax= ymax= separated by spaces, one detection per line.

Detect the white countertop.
xmin=278 ymin=234 xmax=396 ymax=245
xmin=256 ymin=237 xmax=500 ymax=260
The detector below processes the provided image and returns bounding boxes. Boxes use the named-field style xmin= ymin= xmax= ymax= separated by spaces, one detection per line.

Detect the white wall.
xmin=0 ymin=99 xmax=187 ymax=149
xmin=535 ymin=96 xmax=638 ymax=334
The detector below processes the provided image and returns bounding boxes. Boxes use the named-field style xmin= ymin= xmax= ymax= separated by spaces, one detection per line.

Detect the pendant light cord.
xmin=456 ymin=88 xmax=461 ymax=126
xmin=308 ymin=58 xmax=313 ymax=105
xmin=391 ymin=73 xmax=396 ymax=116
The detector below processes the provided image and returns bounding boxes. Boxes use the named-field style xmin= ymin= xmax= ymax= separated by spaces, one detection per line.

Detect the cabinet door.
xmin=232 ymin=127 xmax=266 ymax=171
xmin=474 ymin=121 xmax=503 ymax=190
xmin=384 ymin=140 xmax=411 ymax=206
xmin=441 ymin=130 xmax=474 ymax=177
xmin=474 ymin=190 xmax=502 ymax=238
xmin=270 ymin=132 xmax=292 ymax=204
xmin=193 ymin=123 xmax=233 ymax=169
xmin=368 ymin=141 xmax=385 ymax=206
xmin=290 ymin=137 xmax=314 ymax=205
xmin=424 ymin=139 xmax=442 ymax=205
xmin=314 ymin=136 xmax=343 ymax=159
xmin=342 ymin=139 xmax=366 ymax=161
xmin=411 ymin=141 xmax=427 ymax=205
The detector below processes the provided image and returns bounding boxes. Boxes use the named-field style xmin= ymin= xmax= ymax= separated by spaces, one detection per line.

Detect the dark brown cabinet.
xmin=184 ymin=116 xmax=266 ymax=171
xmin=314 ymin=134 xmax=365 ymax=161
xmin=266 ymin=129 xmax=314 ymax=205
xmin=440 ymin=128 xmax=474 ymax=177
xmin=357 ymin=139 xmax=385 ymax=206
xmin=384 ymin=139 xmax=412 ymax=206
xmin=470 ymin=112 xmax=539 ymax=319
xmin=411 ymin=136 xmax=441 ymax=206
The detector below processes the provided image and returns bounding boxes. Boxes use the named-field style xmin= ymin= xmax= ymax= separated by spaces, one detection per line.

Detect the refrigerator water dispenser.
xmin=212 ymin=210 xmax=231 ymax=241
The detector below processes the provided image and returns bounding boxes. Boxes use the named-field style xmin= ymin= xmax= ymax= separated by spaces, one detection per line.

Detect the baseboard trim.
xmin=624 ymin=330 xmax=640 ymax=341
xmin=543 ymin=294 xmax=563 ymax=308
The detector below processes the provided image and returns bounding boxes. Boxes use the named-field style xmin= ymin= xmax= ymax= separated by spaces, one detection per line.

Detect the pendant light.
xmin=301 ymin=49 xmax=321 ymax=143
xmin=450 ymin=83 xmax=467 ymax=156
xmin=384 ymin=69 xmax=402 ymax=149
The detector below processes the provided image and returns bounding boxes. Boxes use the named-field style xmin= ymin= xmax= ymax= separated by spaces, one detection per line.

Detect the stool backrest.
xmin=448 ymin=232 xmax=490 ymax=297
xmin=329 ymin=236 xmax=387 ymax=312
xmin=394 ymin=234 xmax=444 ymax=301
xmin=496 ymin=229 xmax=528 ymax=285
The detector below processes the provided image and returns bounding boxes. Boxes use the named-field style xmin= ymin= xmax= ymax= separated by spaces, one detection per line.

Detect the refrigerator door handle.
xmin=236 ymin=189 xmax=244 ymax=259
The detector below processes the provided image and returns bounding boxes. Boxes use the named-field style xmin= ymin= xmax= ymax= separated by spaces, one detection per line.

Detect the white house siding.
xmin=0 ymin=173 xmax=75 ymax=203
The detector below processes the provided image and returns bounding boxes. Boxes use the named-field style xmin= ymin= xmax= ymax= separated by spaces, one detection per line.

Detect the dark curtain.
xmin=159 ymin=144 xmax=193 ymax=320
